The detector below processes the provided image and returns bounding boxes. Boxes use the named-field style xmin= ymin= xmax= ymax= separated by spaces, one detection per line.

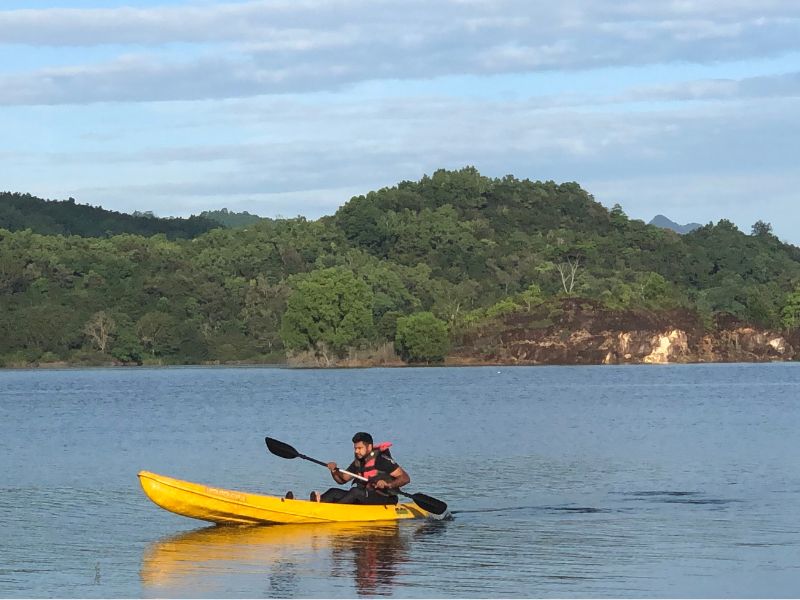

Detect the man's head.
xmin=352 ymin=431 xmax=374 ymax=459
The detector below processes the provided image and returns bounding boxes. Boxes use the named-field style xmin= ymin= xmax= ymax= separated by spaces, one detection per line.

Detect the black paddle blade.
xmin=409 ymin=492 xmax=448 ymax=516
xmin=265 ymin=437 xmax=300 ymax=460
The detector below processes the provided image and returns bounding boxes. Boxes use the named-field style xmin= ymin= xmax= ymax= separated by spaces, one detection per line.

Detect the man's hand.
xmin=328 ymin=462 xmax=345 ymax=484
xmin=374 ymin=479 xmax=390 ymax=490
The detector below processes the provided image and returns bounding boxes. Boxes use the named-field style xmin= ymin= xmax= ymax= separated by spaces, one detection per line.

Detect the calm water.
xmin=1 ymin=364 xmax=799 ymax=598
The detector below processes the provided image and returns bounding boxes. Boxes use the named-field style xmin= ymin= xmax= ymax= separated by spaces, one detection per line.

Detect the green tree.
xmin=781 ymin=287 xmax=800 ymax=331
xmin=136 ymin=311 xmax=180 ymax=357
xmin=518 ymin=283 xmax=544 ymax=311
xmin=111 ymin=328 xmax=144 ymax=364
xmin=609 ymin=203 xmax=628 ymax=228
xmin=751 ymin=220 xmax=773 ymax=237
xmin=279 ymin=267 xmax=375 ymax=356
xmin=241 ymin=276 xmax=289 ymax=353
xmin=635 ymin=272 xmax=682 ymax=309
xmin=485 ymin=298 xmax=521 ymax=319
xmin=395 ymin=312 xmax=449 ymax=363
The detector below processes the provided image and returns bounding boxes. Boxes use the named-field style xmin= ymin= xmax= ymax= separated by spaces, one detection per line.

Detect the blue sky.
xmin=2 ymin=1 xmax=800 ymax=242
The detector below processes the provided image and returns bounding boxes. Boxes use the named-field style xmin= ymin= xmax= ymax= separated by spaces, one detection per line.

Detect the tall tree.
xmin=83 ymin=311 xmax=116 ymax=353
xmin=395 ymin=312 xmax=449 ymax=363
xmin=751 ymin=220 xmax=773 ymax=237
xmin=280 ymin=267 xmax=375 ymax=358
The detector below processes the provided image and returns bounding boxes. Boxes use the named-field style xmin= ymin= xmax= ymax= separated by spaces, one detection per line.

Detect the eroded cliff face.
xmin=449 ymin=299 xmax=796 ymax=365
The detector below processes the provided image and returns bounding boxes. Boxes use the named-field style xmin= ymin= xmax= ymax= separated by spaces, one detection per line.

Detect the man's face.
xmin=353 ymin=441 xmax=372 ymax=460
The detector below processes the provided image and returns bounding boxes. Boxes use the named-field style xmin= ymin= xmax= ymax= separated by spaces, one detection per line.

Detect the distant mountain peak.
xmin=649 ymin=214 xmax=702 ymax=235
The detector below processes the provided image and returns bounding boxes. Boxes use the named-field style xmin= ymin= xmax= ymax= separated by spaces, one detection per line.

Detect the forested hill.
xmin=333 ymin=169 xmax=800 ymax=309
xmin=2 ymin=167 xmax=800 ymax=367
xmin=199 ymin=209 xmax=264 ymax=228
xmin=0 ymin=192 xmax=220 ymax=239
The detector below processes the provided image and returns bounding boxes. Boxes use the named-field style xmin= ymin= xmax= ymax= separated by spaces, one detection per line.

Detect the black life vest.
xmin=352 ymin=442 xmax=393 ymax=487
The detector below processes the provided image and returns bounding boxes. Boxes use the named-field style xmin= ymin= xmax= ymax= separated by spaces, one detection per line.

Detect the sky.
xmin=1 ymin=1 xmax=800 ymax=242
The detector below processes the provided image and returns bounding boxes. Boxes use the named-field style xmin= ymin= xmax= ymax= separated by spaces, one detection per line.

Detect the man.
xmin=311 ymin=432 xmax=410 ymax=505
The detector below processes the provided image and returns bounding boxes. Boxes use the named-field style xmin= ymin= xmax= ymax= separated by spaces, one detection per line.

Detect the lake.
xmin=1 ymin=364 xmax=799 ymax=597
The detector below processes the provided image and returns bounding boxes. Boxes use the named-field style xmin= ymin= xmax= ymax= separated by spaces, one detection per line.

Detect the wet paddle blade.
xmin=409 ymin=492 xmax=448 ymax=515
xmin=265 ymin=437 xmax=300 ymax=460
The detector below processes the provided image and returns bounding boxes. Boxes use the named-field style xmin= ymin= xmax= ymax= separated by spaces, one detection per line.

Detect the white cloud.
xmin=1 ymin=1 xmax=800 ymax=104
xmin=618 ymin=70 xmax=800 ymax=102
xmin=28 ymin=70 xmax=800 ymax=177
xmin=7 ymin=78 xmax=796 ymax=239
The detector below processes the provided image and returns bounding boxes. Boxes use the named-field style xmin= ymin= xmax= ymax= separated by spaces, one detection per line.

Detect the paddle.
xmin=265 ymin=436 xmax=448 ymax=515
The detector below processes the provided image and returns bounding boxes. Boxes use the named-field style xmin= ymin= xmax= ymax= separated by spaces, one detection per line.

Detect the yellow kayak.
xmin=138 ymin=470 xmax=430 ymax=525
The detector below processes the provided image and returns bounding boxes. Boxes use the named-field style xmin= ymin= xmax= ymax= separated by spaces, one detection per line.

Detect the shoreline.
xmin=2 ymin=355 xmax=796 ymax=371
xmin=5 ymin=301 xmax=798 ymax=370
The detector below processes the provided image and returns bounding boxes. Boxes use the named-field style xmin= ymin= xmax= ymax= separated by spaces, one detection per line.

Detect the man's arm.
xmin=375 ymin=465 xmax=410 ymax=490
xmin=327 ymin=462 xmax=353 ymax=484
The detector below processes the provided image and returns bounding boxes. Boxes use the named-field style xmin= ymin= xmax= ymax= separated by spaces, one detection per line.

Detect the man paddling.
xmin=311 ymin=431 xmax=410 ymax=504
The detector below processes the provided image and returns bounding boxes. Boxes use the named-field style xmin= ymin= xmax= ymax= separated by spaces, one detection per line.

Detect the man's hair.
xmin=352 ymin=431 xmax=373 ymax=446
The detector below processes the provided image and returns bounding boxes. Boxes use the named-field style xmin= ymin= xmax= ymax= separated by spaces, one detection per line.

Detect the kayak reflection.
xmin=141 ymin=521 xmax=413 ymax=597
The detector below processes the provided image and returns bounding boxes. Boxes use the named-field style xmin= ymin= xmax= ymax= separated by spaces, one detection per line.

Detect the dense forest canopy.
xmin=199 ymin=208 xmax=265 ymax=228
xmin=0 ymin=192 xmax=219 ymax=239
xmin=2 ymin=168 xmax=799 ymax=366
